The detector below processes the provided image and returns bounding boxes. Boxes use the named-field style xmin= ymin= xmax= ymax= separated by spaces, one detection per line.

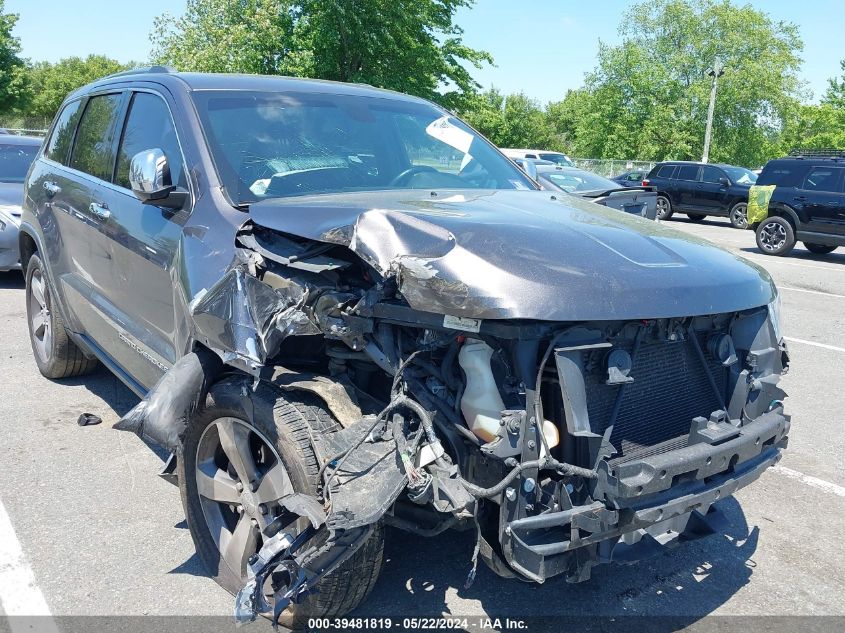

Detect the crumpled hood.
xmin=249 ymin=189 xmax=775 ymax=321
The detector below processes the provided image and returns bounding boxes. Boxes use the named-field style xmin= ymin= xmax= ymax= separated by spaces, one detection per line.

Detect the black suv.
xmin=19 ymin=69 xmax=790 ymax=627
xmin=751 ymin=151 xmax=845 ymax=256
xmin=644 ymin=161 xmax=758 ymax=227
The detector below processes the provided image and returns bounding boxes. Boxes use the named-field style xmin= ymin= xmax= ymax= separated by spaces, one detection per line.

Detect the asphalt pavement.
xmin=0 ymin=215 xmax=844 ymax=631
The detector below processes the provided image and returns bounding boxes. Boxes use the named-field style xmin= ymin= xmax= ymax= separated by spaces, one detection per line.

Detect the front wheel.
xmin=729 ymin=202 xmax=749 ymax=229
xmin=803 ymin=242 xmax=837 ymax=255
xmin=656 ymin=195 xmax=673 ymax=220
xmin=179 ymin=378 xmax=384 ymax=628
xmin=756 ymin=216 xmax=795 ymax=256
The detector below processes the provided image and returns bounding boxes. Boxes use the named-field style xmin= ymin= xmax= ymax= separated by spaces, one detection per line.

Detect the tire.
xmin=686 ymin=213 xmax=706 ymax=222
xmin=729 ymin=202 xmax=749 ymax=229
xmin=803 ymin=242 xmax=837 ymax=255
xmin=656 ymin=195 xmax=673 ymax=220
xmin=179 ymin=377 xmax=384 ymax=628
xmin=756 ymin=216 xmax=795 ymax=256
xmin=25 ymin=253 xmax=98 ymax=379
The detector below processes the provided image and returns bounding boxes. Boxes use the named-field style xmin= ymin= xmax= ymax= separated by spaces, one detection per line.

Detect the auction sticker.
xmin=443 ymin=314 xmax=482 ymax=333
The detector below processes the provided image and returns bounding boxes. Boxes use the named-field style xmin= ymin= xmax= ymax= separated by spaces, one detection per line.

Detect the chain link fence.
xmin=571 ymin=158 xmax=657 ymax=178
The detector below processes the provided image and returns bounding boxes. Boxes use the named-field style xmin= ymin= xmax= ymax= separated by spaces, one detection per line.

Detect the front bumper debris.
xmin=501 ymin=408 xmax=788 ymax=583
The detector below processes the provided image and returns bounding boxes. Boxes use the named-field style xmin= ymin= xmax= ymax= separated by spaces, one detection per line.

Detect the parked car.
xmin=20 ymin=68 xmax=790 ymax=627
xmin=501 ymin=147 xmax=574 ymax=166
xmin=535 ymin=165 xmax=657 ymax=220
xmin=751 ymin=150 xmax=845 ymax=256
xmin=611 ymin=169 xmax=648 ymax=187
xmin=643 ymin=161 xmax=758 ymax=227
xmin=0 ymin=134 xmax=41 ymax=271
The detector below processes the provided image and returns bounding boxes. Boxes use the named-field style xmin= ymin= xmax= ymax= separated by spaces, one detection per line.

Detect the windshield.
xmin=542 ymin=168 xmax=621 ymax=192
xmin=0 ymin=143 xmax=38 ymax=183
xmin=723 ymin=166 xmax=757 ymax=184
xmin=192 ymin=91 xmax=536 ymax=205
xmin=538 ymin=153 xmax=573 ymax=166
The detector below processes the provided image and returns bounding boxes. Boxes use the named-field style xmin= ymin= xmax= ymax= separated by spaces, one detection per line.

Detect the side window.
xmin=69 ymin=93 xmax=123 ymax=181
xmin=115 ymin=92 xmax=186 ymax=190
xmin=44 ymin=100 xmax=83 ymax=165
xmin=801 ymin=167 xmax=844 ymax=193
xmin=700 ymin=166 xmax=724 ymax=183
xmin=676 ymin=164 xmax=699 ymax=181
xmin=656 ymin=165 xmax=676 ymax=178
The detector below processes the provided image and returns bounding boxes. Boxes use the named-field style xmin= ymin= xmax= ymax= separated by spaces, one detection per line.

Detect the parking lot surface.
xmin=1 ymin=215 xmax=844 ymax=630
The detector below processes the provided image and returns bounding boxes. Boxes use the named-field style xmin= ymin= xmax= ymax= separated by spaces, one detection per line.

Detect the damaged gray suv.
xmin=20 ymin=68 xmax=790 ymax=626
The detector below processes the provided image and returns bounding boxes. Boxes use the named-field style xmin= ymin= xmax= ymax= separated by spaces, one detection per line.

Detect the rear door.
xmin=695 ymin=165 xmax=731 ymax=215
xmin=796 ymin=165 xmax=845 ymax=234
xmin=91 ymin=89 xmax=191 ymax=389
xmin=674 ymin=164 xmax=701 ymax=209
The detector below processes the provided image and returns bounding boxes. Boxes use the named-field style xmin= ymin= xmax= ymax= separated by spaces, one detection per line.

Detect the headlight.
xmin=768 ymin=290 xmax=783 ymax=341
xmin=0 ymin=205 xmax=21 ymax=228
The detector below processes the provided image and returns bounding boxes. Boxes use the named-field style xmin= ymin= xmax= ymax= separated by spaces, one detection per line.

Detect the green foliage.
xmin=0 ymin=0 xmax=28 ymax=114
xmin=150 ymin=0 xmax=491 ymax=108
xmin=459 ymin=89 xmax=560 ymax=150
xmin=822 ymin=59 xmax=845 ymax=109
xmin=543 ymin=0 xmax=805 ymax=166
xmin=26 ymin=55 xmax=131 ymax=120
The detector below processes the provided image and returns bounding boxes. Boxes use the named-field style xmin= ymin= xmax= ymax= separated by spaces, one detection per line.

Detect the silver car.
xmin=0 ymin=134 xmax=41 ymax=271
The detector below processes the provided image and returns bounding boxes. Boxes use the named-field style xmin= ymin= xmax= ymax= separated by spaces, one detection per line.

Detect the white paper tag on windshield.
xmin=426 ymin=116 xmax=474 ymax=155
xmin=443 ymin=314 xmax=481 ymax=333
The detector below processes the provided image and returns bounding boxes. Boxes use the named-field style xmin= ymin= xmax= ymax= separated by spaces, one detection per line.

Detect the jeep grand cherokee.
xmin=19 ymin=68 xmax=790 ymax=627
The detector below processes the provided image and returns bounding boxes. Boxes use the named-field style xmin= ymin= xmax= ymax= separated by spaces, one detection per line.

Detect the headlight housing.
xmin=767 ymin=290 xmax=783 ymax=341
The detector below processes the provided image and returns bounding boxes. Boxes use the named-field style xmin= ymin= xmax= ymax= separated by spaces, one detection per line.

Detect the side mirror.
xmin=129 ymin=148 xmax=187 ymax=209
xmin=719 ymin=177 xmax=730 ymax=187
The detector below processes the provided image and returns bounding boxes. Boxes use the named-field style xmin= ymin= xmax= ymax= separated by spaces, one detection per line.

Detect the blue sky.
xmin=6 ymin=0 xmax=843 ymax=104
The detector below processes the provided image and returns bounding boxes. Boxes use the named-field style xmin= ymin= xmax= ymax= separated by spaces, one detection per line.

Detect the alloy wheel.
xmin=195 ymin=417 xmax=297 ymax=577
xmin=758 ymin=221 xmax=787 ymax=253
xmin=731 ymin=203 xmax=748 ymax=229
xmin=656 ymin=197 xmax=670 ymax=220
xmin=28 ymin=268 xmax=52 ymax=362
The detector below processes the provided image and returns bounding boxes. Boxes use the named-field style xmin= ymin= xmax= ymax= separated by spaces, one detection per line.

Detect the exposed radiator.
xmin=583 ymin=332 xmax=728 ymax=465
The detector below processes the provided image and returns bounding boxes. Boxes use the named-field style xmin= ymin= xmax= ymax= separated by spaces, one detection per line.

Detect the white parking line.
xmin=747 ymin=257 xmax=845 ymax=274
xmin=780 ymin=286 xmax=845 ymax=299
xmin=784 ymin=336 xmax=845 ymax=353
xmin=0 ymin=497 xmax=57 ymax=630
xmin=772 ymin=466 xmax=845 ymax=498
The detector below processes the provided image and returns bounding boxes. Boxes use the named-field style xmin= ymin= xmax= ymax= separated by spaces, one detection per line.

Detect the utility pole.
xmin=702 ymin=56 xmax=724 ymax=164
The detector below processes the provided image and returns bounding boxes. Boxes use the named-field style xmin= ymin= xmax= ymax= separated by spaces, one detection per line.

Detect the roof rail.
xmin=788 ymin=148 xmax=845 ymax=159
xmin=101 ymin=65 xmax=177 ymax=80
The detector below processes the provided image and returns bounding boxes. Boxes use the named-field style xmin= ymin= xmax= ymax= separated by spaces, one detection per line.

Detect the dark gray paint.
xmin=250 ymin=189 xmax=776 ymax=321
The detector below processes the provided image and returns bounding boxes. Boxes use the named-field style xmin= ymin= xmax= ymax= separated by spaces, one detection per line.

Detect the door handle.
xmin=43 ymin=181 xmax=61 ymax=197
xmin=89 ymin=202 xmax=111 ymax=220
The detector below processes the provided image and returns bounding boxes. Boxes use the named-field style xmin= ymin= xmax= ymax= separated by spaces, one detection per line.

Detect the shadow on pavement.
xmin=739 ymin=246 xmax=845 ymax=264
xmin=352 ymin=496 xmax=756 ymax=630
xmin=0 ymin=270 xmax=25 ymax=289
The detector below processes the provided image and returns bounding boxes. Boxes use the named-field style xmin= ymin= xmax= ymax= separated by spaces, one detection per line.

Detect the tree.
xmin=551 ymin=0 xmax=805 ymax=166
xmin=150 ymin=0 xmax=491 ymax=108
xmin=0 ymin=0 xmax=27 ymax=113
xmin=26 ymin=55 xmax=130 ymax=120
xmin=459 ymin=89 xmax=558 ymax=149
xmin=822 ymin=58 xmax=845 ymax=109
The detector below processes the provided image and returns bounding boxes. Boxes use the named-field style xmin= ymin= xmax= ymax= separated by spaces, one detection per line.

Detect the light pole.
xmin=701 ymin=56 xmax=724 ymax=164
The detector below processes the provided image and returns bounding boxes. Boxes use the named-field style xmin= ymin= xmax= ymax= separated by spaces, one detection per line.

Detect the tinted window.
xmin=722 ymin=165 xmax=757 ymax=184
xmin=69 ymin=93 xmax=123 ymax=181
xmin=758 ymin=163 xmax=802 ymax=187
xmin=544 ymin=169 xmax=620 ymax=192
xmin=538 ymin=153 xmax=573 ymax=166
xmin=677 ymin=164 xmax=699 ymax=180
xmin=0 ymin=144 xmax=39 ymax=183
xmin=700 ymin=166 xmax=724 ymax=183
xmin=802 ymin=167 xmax=844 ymax=193
xmin=656 ymin=165 xmax=676 ymax=178
xmin=115 ymin=92 xmax=186 ymax=190
xmin=45 ymin=100 xmax=83 ymax=165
